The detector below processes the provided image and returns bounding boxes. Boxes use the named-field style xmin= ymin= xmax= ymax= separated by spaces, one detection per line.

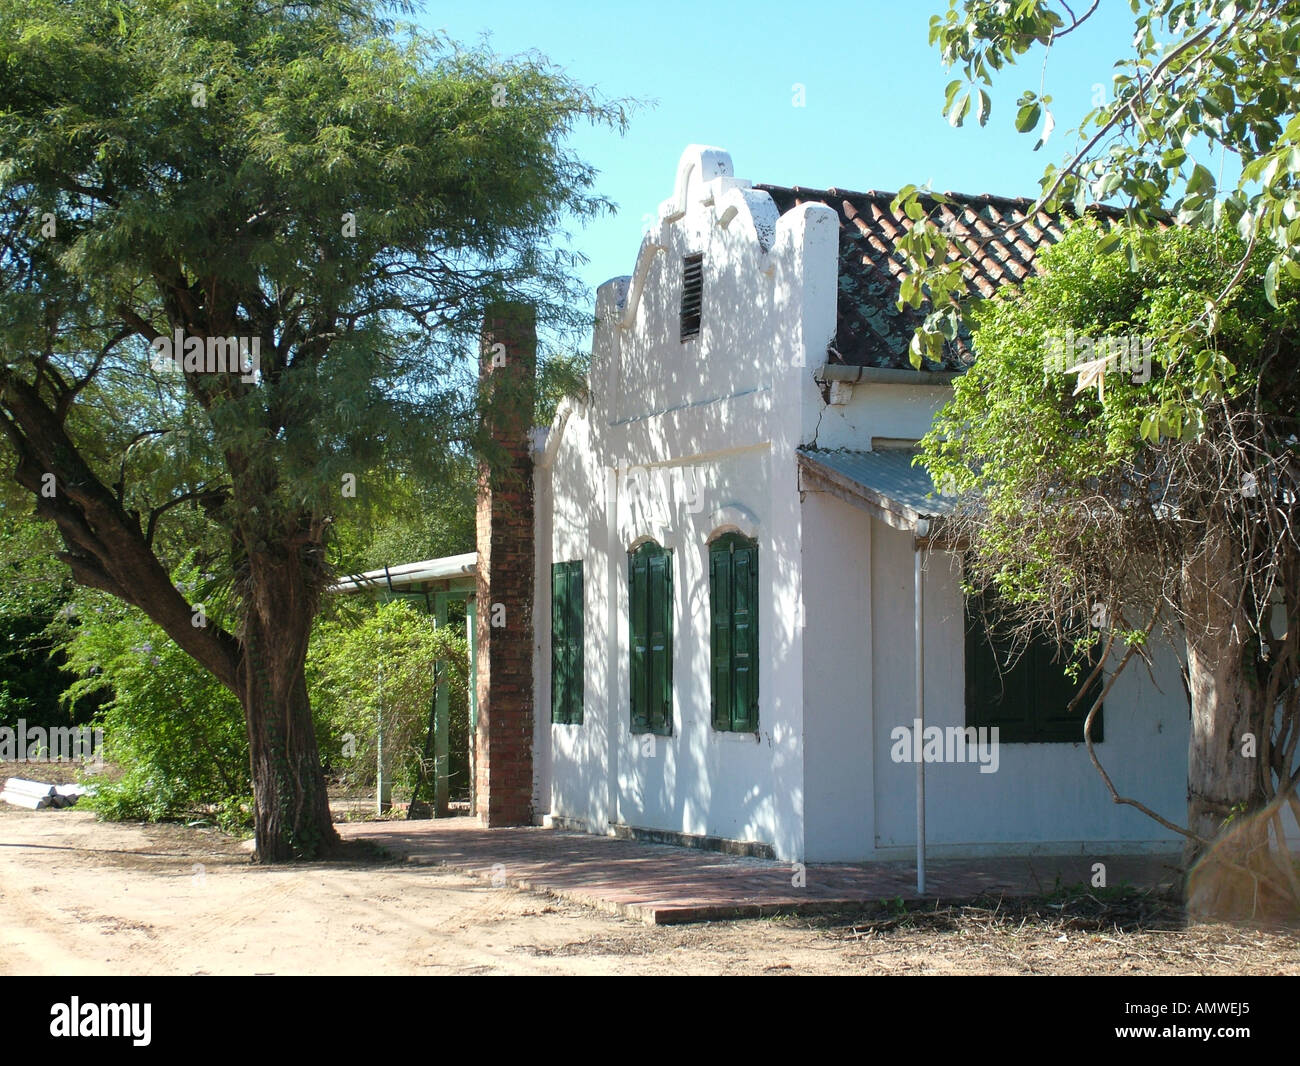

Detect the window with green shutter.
xmin=710 ymin=533 xmax=758 ymax=733
xmin=965 ymin=595 xmax=1103 ymax=743
xmin=629 ymin=541 xmax=673 ymax=736
xmin=551 ymin=560 xmax=583 ymax=726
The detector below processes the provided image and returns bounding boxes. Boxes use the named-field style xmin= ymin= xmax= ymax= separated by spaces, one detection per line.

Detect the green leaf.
xmin=1265 ymin=257 xmax=1279 ymax=308
xmin=1015 ymin=102 xmax=1042 ymax=133
xmin=1185 ymin=163 xmax=1215 ymax=195
xmin=949 ymin=92 xmax=971 ymax=127
xmin=1096 ymin=229 xmax=1123 ymax=255
xmin=1210 ymin=53 xmax=1237 ymax=76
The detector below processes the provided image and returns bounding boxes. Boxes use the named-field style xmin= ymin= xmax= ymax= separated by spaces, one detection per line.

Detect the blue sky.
xmin=422 ymin=1 xmax=1166 ymax=309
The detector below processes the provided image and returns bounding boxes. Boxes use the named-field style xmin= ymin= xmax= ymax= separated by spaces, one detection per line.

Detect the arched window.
xmin=629 ymin=541 xmax=673 ymax=736
xmin=709 ymin=532 xmax=758 ymax=732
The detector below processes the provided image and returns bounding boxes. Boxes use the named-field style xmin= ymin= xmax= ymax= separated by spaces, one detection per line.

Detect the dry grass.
xmin=800 ymin=888 xmax=1300 ymax=974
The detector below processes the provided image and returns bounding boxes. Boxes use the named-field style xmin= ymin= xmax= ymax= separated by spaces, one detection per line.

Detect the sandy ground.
xmin=2 ymin=805 xmax=1299 ymax=975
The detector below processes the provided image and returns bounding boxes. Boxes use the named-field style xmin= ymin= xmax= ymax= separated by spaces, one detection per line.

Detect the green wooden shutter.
xmin=732 ymin=540 xmax=758 ymax=731
xmin=630 ymin=543 xmax=671 ymax=735
xmin=710 ymin=534 xmax=759 ymax=732
xmin=551 ymin=562 xmax=567 ymax=724
xmin=629 ymin=548 xmax=649 ymax=733
xmin=1032 ymin=639 xmax=1103 ymax=742
xmin=965 ymin=605 xmax=1032 ymax=740
xmin=566 ymin=563 xmax=584 ymax=725
xmin=648 ymin=548 xmax=673 ymax=735
xmin=965 ymin=596 xmax=1104 ymax=743
xmin=710 ymin=547 xmax=732 ymax=730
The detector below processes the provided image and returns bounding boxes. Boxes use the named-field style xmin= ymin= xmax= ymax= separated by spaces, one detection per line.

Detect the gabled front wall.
xmin=534 ymin=147 xmax=838 ymax=861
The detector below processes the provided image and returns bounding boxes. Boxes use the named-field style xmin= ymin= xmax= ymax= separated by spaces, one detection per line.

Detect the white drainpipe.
xmin=914 ymin=521 xmax=928 ymax=896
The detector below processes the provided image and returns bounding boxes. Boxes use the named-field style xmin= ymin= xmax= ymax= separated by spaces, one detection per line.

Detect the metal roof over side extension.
xmin=797 ymin=448 xmax=957 ymax=535
xmin=331 ymin=552 xmax=477 ymax=597
xmin=329 ymin=551 xmax=479 ymax=820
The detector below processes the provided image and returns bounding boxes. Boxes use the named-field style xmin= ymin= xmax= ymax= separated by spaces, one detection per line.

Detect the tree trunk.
xmin=1182 ymin=523 xmax=1274 ymax=919
xmin=237 ymin=562 xmax=338 ymax=862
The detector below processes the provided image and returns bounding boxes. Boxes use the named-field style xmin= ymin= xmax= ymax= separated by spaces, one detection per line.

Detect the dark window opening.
xmin=680 ymin=253 xmax=703 ymax=341
xmin=965 ymin=595 xmax=1104 ymax=744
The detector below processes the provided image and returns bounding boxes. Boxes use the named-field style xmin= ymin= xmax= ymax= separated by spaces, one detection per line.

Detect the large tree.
xmin=922 ymin=223 xmax=1300 ymax=919
xmin=0 ymin=0 xmax=621 ymax=859
xmin=899 ymin=0 xmax=1300 ymax=918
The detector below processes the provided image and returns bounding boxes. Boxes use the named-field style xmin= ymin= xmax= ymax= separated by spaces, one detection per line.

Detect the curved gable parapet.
xmin=661 ymin=144 xmax=734 ymax=222
xmin=617 ymin=229 xmax=669 ymax=330
xmin=716 ymin=186 xmax=779 ymax=254
xmin=597 ymin=275 xmax=632 ymax=314
xmin=535 ymin=395 xmax=584 ymax=470
xmin=616 ymin=145 xmax=790 ymax=330
xmin=771 ymin=198 xmax=841 ymax=253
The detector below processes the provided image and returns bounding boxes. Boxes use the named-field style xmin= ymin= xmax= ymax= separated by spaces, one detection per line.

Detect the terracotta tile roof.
xmin=756 ymin=184 xmax=1079 ymax=371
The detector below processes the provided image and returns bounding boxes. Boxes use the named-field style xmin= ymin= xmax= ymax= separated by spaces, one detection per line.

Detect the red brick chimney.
xmin=474 ymin=303 xmax=537 ymax=827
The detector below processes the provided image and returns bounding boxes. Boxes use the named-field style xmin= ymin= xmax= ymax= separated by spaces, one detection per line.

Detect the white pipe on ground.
xmin=4 ymin=778 xmax=56 ymax=799
xmin=1 ymin=790 xmax=51 ymax=809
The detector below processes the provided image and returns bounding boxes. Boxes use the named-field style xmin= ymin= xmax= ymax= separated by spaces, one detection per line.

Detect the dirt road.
xmin=2 ymin=807 xmax=1297 ymax=975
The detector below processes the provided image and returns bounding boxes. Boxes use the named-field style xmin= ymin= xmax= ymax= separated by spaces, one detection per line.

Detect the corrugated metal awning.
xmin=331 ymin=552 xmax=477 ymax=595
xmin=797 ymin=448 xmax=956 ymax=535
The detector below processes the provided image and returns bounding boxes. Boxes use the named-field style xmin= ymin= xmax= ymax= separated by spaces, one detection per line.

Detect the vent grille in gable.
xmin=680 ymin=253 xmax=703 ymax=341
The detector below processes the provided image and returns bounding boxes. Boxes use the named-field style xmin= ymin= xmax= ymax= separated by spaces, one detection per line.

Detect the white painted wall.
xmin=869 ymin=517 xmax=1189 ymax=857
xmin=803 ymin=379 xmax=953 ymax=453
xmin=801 ymin=490 xmax=874 ymax=860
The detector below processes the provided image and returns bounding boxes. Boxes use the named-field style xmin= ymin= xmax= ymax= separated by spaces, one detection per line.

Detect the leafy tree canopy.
xmin=0 ymin=0 xmax=626 ymax=858
xmin=902 ymin=0 xmax=1300 ymax=412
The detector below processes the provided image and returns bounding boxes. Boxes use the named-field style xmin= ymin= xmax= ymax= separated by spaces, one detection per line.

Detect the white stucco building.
xmin=529 ymin=144 xmax=1199 ymax=864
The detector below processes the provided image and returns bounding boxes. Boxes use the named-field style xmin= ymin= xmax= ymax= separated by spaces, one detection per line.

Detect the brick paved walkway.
xmin=337 ymin=817 xmax=1181 ymax=924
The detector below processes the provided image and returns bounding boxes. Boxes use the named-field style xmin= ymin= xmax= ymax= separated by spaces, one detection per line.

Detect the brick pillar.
xmin=474 ymin=303 xmax=536 ymax=827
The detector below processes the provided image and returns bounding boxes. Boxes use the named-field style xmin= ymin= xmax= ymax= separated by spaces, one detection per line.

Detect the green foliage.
xmin=308 ymin=597 xmax=469 ymax=800
xmin=536 ymin=347 xmax=590 ymax=427
xmin=0 ymin=0 xmax=624 ymax=679
xmin=906 ymin=0 xmax=1300 ymax=390
xmin=60 ymin=585 xmax=251 ymax=831
xmin=0 ymin=497 xmax=120 ymax=731
xmin=919 ymin=220 xmax=1299 ymax=627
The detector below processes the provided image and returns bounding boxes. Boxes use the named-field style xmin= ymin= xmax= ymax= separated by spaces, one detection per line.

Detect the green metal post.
xmin=433 ymin=589 xmax=450 ymax=817
xmin=466 ymin=593 xmax=478 ymax=816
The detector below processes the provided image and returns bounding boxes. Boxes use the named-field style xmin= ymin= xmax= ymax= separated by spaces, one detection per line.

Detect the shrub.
xmin=60 ymin=591 xmax=252 ymax=831
xmin=309 ymin=597 xmax=469 ymax=803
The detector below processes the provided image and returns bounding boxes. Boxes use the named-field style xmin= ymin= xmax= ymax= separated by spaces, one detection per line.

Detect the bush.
xmin=60 ymin=591 xmax=252 ymax=831
xmin=56 ymin=574 xmax=469 ymax=827
xmin=309 ymin=597 xmax=469 ymax=803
